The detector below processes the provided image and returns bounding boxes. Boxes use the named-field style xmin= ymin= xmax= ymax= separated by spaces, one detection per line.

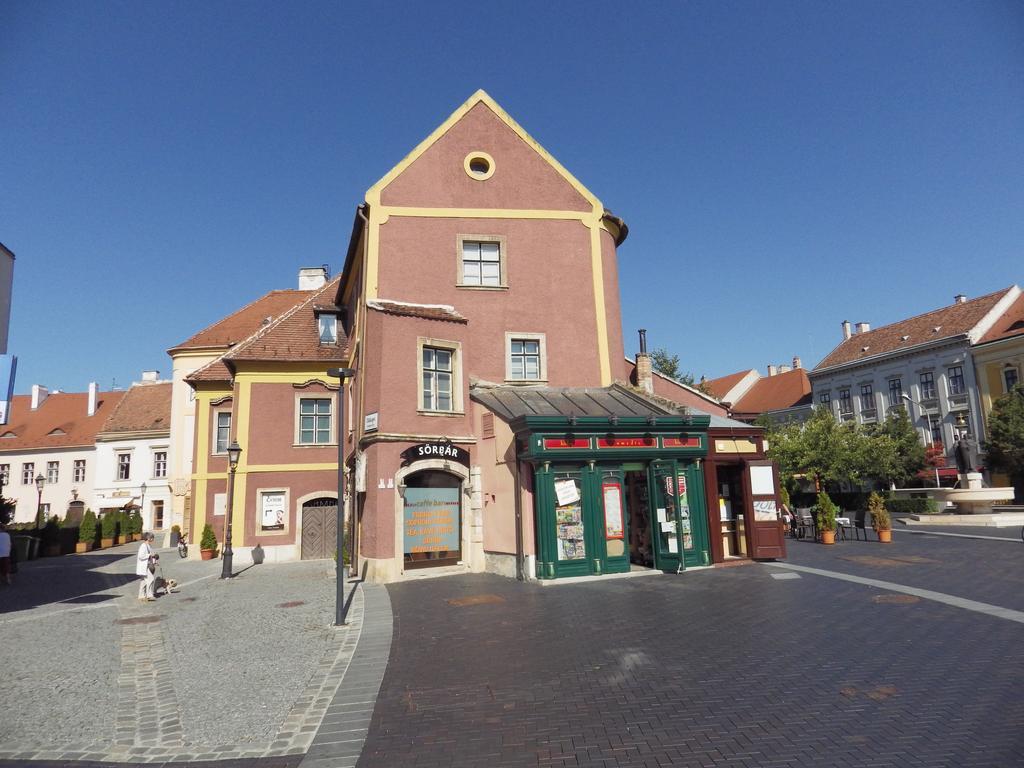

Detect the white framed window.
xmin=46 ymin=461 xmax=59 ymax=484
xmin=947 ymin=366 xmax=965 ymax=395
xmin=152 ymin=500 xmax=165 ymax=530
xmin=22 ymin=462 xmax=34 ymax=485
xmin=838 ymin=388 xmax=852 ymax=414
xmin=887 ymin=378 xmax=903 ymax=407
xmin=117 ymin=453 xmax=131 ymax=481
xmin=457 ymin=235 xmax=506 ymax=288
xmin=317 ymin=313 xmax=338 ymax=345
xmin=153 ymin=451 xmax=167 ymax=478
xmin=213 ymin=411 xmax=231 ymax=454
xmin=0 ymin=464 xmax=8 ymax=484
xmin=297 ymin=398 xmax=333 ymax=445
xmin=920 ymin=372 xmax=936 ymax=400
xmin=417 ymin=338 xmax=463 ymax=414
xmin=1003 ymin=366 xmax=1018 ymax=393
xmin=73 ymin=459 xmax=86 ymax=483
xmin=505 ymin=332 xmax=547 ymax=382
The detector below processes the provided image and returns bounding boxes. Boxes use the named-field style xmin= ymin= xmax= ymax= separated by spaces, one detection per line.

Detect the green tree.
xmin=865 ymin=408 xmax=926 ymax=487
xmin=650 ymin=348 xmax=681 ymax=379
xmin=982 ymin=384 xmax=1024 ymax=503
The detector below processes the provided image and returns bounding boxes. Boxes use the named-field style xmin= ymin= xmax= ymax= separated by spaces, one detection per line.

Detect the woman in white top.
xmin=137 ymin=531 xmax=156 ymax=601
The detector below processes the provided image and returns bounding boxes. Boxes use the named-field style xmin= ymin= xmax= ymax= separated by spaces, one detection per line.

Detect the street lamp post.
xmin=902 ymin=393 xmax=940 ymax=488
xmin=221 ymin=441 xmax=242 ymax=579
xmin=327 ymin=367 xmax=356 ymax=626
xmin=140 ymin=482 xmax=147 ymax=530
xmin=35 ymin=473 xmax=45 ymax=529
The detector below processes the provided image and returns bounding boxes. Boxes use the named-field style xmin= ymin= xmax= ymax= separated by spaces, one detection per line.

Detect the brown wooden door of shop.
xmin=744 ymin=459 xmax=787 ymax=560
xmin=301 ymin=502 xmax=338 ymax=560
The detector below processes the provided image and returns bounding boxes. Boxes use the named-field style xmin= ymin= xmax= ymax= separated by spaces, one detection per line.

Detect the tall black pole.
xmin=221 ymin=443 xmax=240 ymax=579
xmin=328 ymin=368 xmax=356 ymax=626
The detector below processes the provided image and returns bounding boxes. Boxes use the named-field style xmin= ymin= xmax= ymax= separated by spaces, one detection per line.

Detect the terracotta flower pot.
xmin=200 ymin=548 xmax=218 ymax=561
xmin=877 ymin=529 xmax=892 ymax=543
xmin=75 ymin=541 xmax=94 ymax=553
xmin=821 ymin=530 xmax=836 ymax=545
xmin=100 ymin=537 xmax=113 ymax=548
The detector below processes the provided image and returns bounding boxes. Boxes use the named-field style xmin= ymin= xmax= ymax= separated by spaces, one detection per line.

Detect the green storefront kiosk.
xmin=513 ymin=414 xmax=712 ymax=581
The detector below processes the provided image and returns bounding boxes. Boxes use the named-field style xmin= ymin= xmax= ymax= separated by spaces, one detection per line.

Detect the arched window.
xmin=402 ymin=470 xmax=462 ymax=569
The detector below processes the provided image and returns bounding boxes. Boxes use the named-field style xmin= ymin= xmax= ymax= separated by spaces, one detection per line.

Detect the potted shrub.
xmin=77 ymin=509 xmax=98 ymax=553
xmin=170 ymin=524 xmax=182 ymax=547
xmin=815 ymin=491 xmax=838 ymax=545
xmin=42 ymin=517 xmax=62 ymax=556
xmin=120 ymin=510 xmax=134 ymax=543
xmin=129 ymin=509 xmax=143 ymax=540
xmin=199 ymin=523 xmax=218 ymax=560
xmin=100 ymin=512 xmax=117 ymax=548
xmin=869 ymin=492 xmax=892 ymax=543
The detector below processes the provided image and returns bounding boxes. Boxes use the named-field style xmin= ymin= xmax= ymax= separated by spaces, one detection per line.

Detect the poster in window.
xmin=403 ymin=487 xmax=460 ymax=554
xmin=554 ymin=478 xmax=585 ymax=560
xmin=750 ymin=465 xmax=776 ymax=496
xmin=260 ymin=492 xmax=286 ymax=531
xmin=555 ymin=478 xmax=581 ymax=506
xmin=602 ymin=482 xmax=624 ymax=539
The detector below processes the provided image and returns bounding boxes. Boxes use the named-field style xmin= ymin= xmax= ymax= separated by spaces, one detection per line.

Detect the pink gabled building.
xmin=336 ymin=92 xmax=785 ymax=583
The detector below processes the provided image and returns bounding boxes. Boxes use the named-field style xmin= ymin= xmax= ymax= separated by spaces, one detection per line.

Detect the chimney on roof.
xmin=779 ymin=364 xmax=792 ymax=374
xmin=954 ymin=294 xmax=967 ymax=304
xmin=767 ymin=364 xmax=778 ymax=377
xmin=299 ymin=267 xmax=328 ymax=291
xmin=855 ymin=322 xmax=871 ymax=334
xmin=140 ymin=370 xmax=159 ymax=383
xmin=635 ymin=329 xmax=654 ymax=395
xmin=842 ymin=320 xmax=852 ymax=340
xmin=88 ymin=382 xmax=98 ymax=416
xmin=30 ymin=384 xmax=48 ymax=411
xmin=793 ymin=356 xmax=802 ymax=369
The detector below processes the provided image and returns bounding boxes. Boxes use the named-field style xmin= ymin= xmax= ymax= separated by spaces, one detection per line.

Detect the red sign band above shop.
xmin=542 ymin=435 xmax=701 ymax=450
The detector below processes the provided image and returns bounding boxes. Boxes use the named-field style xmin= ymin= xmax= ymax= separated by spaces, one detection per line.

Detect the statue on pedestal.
xmin=954 ymin=435 xmax=972 ymax=475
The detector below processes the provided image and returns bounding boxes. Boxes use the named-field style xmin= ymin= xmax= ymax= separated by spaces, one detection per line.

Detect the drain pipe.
xmin=513 ymin=448 xmax=525 ymax=581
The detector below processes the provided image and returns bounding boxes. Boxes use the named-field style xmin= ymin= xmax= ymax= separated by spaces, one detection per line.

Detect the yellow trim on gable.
xmin=588 ymin=216 xmax=611 ymax=385
xmin=379 ymin=206 xmax=591 ymax=221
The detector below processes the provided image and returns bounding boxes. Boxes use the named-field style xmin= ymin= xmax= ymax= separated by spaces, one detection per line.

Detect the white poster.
xmin=754 ymin=500 xmax=779 ymax=521
xmin=261 ymin=491 xmax=286 ymax=531
xmin=749 ymin=465 xmax=776 ymax=496
xmin=213 ymin=493 xmax=226 ymax=517
xmin=555 ymin=479 xmax=580 ymax=506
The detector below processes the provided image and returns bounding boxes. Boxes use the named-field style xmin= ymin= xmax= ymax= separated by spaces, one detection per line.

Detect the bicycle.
xmin=177 ymin=533 xmax=189 ymax=559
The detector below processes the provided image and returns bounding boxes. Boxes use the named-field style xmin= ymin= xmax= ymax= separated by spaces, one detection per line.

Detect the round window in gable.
xmin=464 ymin=151 xmax=495 ymax=180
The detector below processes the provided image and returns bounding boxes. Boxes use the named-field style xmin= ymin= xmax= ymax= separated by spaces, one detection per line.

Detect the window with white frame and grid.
xmin=920 ymin=372 xmax=936 ymax=399
xmin=838 ymin=388 xmax=852 ymax=414
xmin=818 ymin=392 xmax=830 ymax=409
xmin=0 ymin=464 xmax=8 ymax=485
xmin=153 ymin=451 xmax=167 ymax=478
xmin=509 ymin=339 xmax=542 ymax=380
xmin=1005 ymin=366 xmax=1020 ymax=392
xmin=888 ymin=378 xmax=903 ymax=407
xmin=117 ymin=453 xmax=131 ymax=481
xmin=460 ymin=240 xmax=502 ymax=286
xmin=947 ymin=366 xmax=965 ymax=395
xmin=215 ymin=412 xmax=231 ymax=454
xmin=859 ymin=384 xmax=874 ymax=412
xmin=21 ymin=462 xmax=34 ymax=485
xmin=73 ymin=459 xmax=86 ymax=483
xmin=46 ymin=461 xmax=59 ymax=484
xmin=298 ymin=399 xmax=332 ymax=444
xmin=422 ymin=346 xmax=454 ymax=411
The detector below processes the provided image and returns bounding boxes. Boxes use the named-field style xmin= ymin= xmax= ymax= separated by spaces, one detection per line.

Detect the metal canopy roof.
xmin=470 ymin=383 xmax=678 ymax=421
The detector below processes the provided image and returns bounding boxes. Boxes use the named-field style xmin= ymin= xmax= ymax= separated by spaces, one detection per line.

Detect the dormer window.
xmin=317 ymin=313 xmax=338 ymax=345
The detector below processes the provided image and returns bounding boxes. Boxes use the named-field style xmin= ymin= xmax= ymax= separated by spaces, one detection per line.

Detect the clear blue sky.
xmin=2 ymin=1 xmax=1021 ymax=394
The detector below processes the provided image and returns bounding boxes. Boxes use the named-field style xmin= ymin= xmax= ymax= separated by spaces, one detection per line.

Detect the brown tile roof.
xmin=704 ymin=370 xmax=755 ymax=400
xmin=186 ymin=359 xmax=233 ymax=384
xmin=978 ymin=293 xmax=1024 ymax=345
xmin=168 ymin=289 xmax=311 ymax=353
xmin=98 ymin=383 xmax=171 ymax=435
xmin=366 ymin=300 xmax=468 ymax=323
xmin=226 ymin=276 xmax=348 ymax=363
xmin=815 ymin=288 xmax=1014 ymax=370
xmin=732 ymin=368 xmax=812 ymax=415
xmin=0 ymin=390 xmax=126 ymax=451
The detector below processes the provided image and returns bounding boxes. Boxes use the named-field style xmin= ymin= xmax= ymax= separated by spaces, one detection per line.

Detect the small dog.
xmin=154 ymin=575 xmax=179 ymax=595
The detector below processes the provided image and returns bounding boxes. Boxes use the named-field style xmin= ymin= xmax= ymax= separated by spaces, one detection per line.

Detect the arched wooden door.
xmin=301 ymin=497 xmax=338 ymax=560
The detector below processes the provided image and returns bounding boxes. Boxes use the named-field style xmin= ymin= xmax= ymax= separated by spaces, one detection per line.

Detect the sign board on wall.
xmin=400 ymin=441 xmax=470 ymax=467
xmin=364 ymin=412 xmax=378 ymax=432
xmin=0 ymin=355 xmax=16 ymax=426
xmin=260 ymin=491 xmax=286 ymax=531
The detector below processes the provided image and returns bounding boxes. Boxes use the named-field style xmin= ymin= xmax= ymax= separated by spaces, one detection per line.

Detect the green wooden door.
xmin=597 ymin=467 xmax=630 ymax=575
xmin=649 ymin=461 xmax=712 ymax=572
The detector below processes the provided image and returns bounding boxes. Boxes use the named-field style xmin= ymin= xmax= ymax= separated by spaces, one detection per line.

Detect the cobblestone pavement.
xmin=0 ymin=544 xmax=382 ymax=766
xmin=360 ymin=534 xmax=1024 ymax=767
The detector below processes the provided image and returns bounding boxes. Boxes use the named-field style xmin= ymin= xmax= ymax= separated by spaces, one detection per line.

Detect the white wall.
xmin=168 ymin=351 xmax=218 ymax=531
xmin=1 ymin=446 xmax=97 ymax=523
xmin=94 ymin=434 xmax=173 ymax=532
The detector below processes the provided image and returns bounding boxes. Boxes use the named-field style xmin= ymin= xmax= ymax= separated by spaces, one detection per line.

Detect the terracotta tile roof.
xmin=367 ymin=299 xmax=468 ymax=323
xmin=704 ymin=370 xmax=755 ymax=400
xmin=978 ymin=293 xmax=1024 ymax=345
xmin=226 ymin=276 xmax=348 ymax=363
xmin=168 ymin=289 xmax=311 ymax=353
xmin=731 ymin=368 xmax=812 ymax=415
xmin=186 ymin=359 xmax=233 ymax=384
xmin=98 ymin=382 xmax=171 ymax=435
xmin=0 ymin=390 xmax=126 ymax=451
xmin=815 ymin=288 xmax=1014 ymax=370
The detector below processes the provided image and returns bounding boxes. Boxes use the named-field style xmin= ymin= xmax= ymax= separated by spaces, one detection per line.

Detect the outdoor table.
xmin=835 ymin=516 xmax=851 ymax=541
